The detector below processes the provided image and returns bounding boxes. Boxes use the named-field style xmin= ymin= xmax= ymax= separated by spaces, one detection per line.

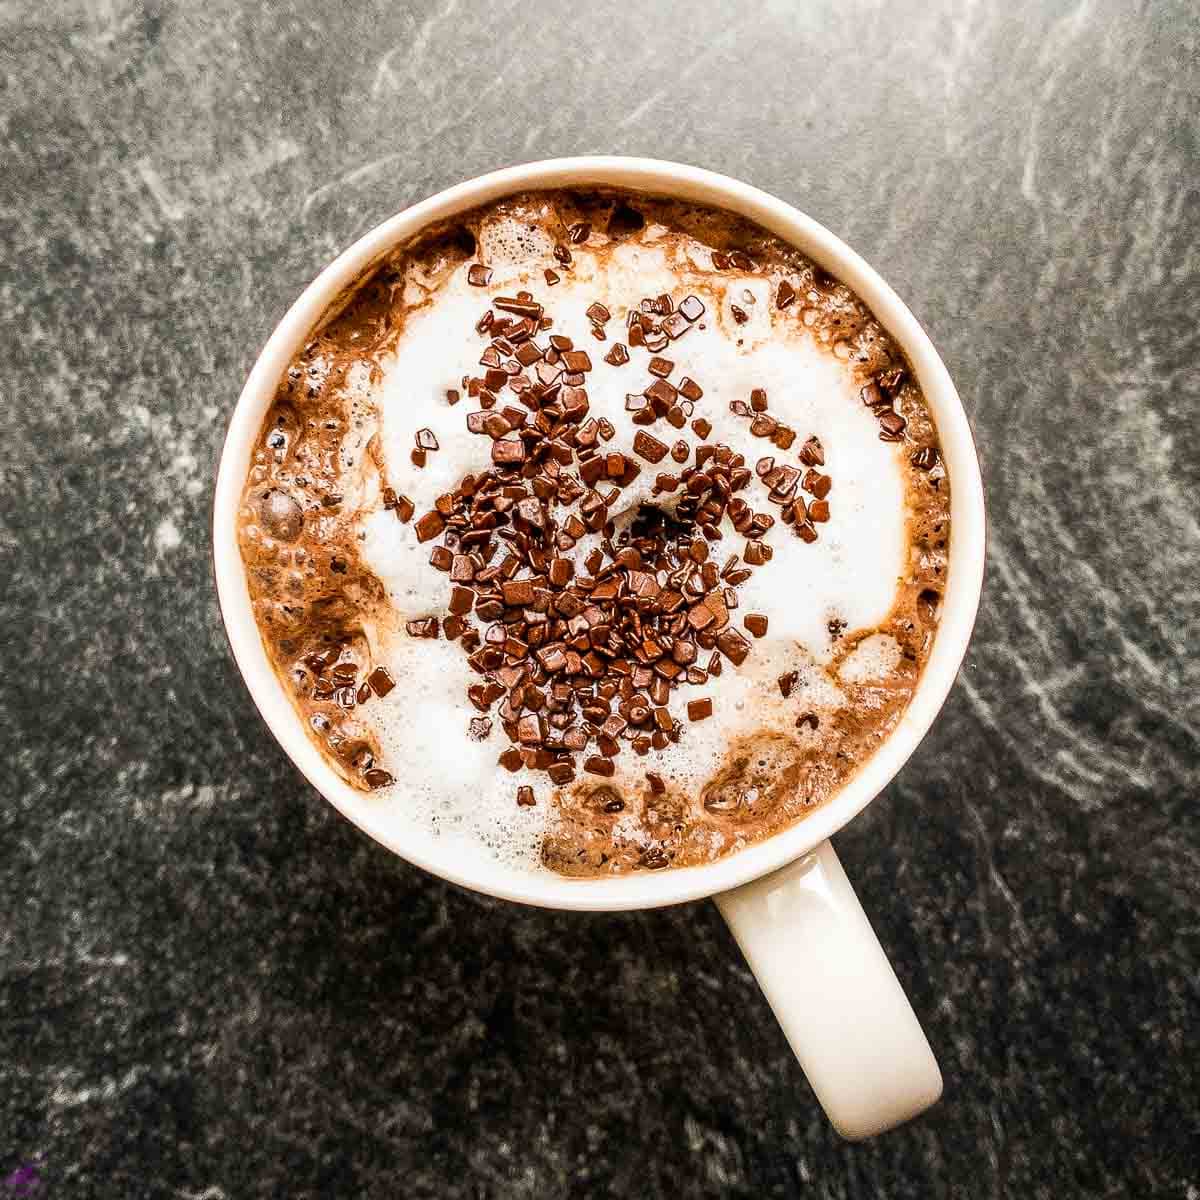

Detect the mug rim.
xmin=212 ymin=156 xmax=985 ymax=911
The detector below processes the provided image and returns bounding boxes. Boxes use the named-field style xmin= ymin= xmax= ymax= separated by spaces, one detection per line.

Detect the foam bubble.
xmin=838 ymin=634 xmax=902 ymax=683
xmin=478 ymin=211 xmax=559 ymax=271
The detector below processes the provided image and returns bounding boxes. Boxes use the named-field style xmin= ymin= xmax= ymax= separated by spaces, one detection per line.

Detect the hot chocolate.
xmin=237 ymin=188 xmax=950 ymax=877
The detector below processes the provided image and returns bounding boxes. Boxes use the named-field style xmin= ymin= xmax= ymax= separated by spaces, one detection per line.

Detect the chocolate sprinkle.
xmin=861 ymin=381 xmax=889 ymax=409
xmin=803 ymin=470 xmax=832 ymax=500
xmin=368 ymin=667 xmax=395 ymax=697
xmin=414 ymin=511 xmax=444 ymax=542
xmin=716 ymin=627 xmax=750 ymax=665
xmin=633 ymin=431 xmax=669 ymax=463
xmin=743 ymin=614 xmax=768 ymax=638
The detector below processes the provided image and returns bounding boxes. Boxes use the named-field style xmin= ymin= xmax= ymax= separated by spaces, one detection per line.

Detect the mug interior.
xmin=212 ymin=157 xmax=985 ymax=911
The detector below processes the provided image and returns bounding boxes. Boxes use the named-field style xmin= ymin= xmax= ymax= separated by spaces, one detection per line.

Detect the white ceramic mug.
xmin=213 ymin=157 xmax=985 ymax=1140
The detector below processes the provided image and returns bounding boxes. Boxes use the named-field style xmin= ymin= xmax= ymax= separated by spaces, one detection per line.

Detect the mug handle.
xmin=714 ymin=839 xmax=942 ymax=1139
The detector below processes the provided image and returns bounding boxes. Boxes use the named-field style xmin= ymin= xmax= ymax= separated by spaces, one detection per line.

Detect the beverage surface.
xmin=238 ymin=188 xmax=950 ymax=876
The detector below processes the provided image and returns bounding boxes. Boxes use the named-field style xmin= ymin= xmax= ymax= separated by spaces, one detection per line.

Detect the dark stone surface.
xmin=2 ymin=1 xmax=1197 ymax=1196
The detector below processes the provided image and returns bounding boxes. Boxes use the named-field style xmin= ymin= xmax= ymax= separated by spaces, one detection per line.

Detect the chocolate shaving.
xmin=716 ymin=627 xmax=750 ymax=665
xmin=861 ymin=381 xmax=889 ymax=409
xmin=744 ymin=614 xmax=768 ymax=638
xmin=414 ymin=511 xmax=444 ymax=542
xmin=662 ymin=313 xmax=689 ymax=340
xmin=633 ymin=431 xmax=669 ymax=463
xmin=368 ymin=667 xmax=395 ymax=697
xmin=802 ymin=470 xmax=832 ymax=500
xmin=799 ymin=436 xmax=824 ymax=466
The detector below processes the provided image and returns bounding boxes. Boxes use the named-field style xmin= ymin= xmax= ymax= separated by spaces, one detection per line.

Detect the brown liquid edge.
xmin=236 ymin=187 xmax=951 ymax=877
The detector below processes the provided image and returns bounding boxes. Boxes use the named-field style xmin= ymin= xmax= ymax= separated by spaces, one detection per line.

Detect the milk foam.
xmin=352 ymin=215 xmax=908 ymax=873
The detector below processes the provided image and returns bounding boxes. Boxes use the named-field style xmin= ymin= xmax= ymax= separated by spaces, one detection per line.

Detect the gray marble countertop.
xmin=3 ymin=1 xmax=1197 ymax=1196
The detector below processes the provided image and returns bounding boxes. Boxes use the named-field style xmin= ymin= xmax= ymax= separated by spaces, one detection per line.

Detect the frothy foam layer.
xmin=354 ymin=210 xmax=906 ymax=874
xmin=237 ymin=187 xmax=951 ymax=880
